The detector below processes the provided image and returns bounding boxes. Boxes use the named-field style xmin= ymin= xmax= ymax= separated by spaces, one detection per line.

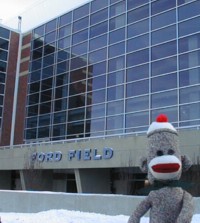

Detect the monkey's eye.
xmin=168 ymin=149 xmax=175 ymax=155
xmin=157 ymin=150 xmax=164 ymax=156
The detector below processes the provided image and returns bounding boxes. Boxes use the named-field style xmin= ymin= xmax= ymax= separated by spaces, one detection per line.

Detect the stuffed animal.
xmin=128 ymin=114 xmax=194 ymax=223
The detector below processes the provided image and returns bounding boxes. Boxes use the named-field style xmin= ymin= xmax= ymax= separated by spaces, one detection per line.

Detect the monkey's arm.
xmin=128 ymin=196 xmax=151 ymax=223
xmin=177 ymin=191 xmax=194 ymax=223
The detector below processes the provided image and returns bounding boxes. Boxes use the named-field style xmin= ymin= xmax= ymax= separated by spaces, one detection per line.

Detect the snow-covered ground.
xmin=0 ymin=209 xmax=199 ymax=223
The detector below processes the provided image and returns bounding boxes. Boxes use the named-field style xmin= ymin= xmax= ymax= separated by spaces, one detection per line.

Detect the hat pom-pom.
xmin=156 ymin=114 xmax=168 ymax=123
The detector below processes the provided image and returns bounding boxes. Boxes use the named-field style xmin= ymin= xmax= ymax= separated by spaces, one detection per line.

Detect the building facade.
xmin=0 ymin=0 xmax=200 ymax=195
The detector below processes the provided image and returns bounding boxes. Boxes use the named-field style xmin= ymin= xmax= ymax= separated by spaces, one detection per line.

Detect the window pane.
xmin=59 ymin=12 xmax=72 ymax=27
xmin=89 ymin=48 xmax=107 ymax=63
xmin=152 ymin=41 xmax=177 ymax=60
xmin=72 ymin=41 xmax=88 ymax=57
xmin=180 ymin=86 xmax=200 ymax=104
xmin=127 ymin=64 xmax=149 ymax=82
xmin=152 ymin=73 xmax=177 ymax=92
xmin=179 ymin=50 xmax=200 ymax=70
xmin=152 ymin=25 xmax=176 ymax=45
xmin=87 ymin=103 xmax=105 ymax=119
xmin=69 ymin=94 xmax=85 ymax=109
xmin=89 ymin=75 xmax=106 ymax=90
xmin=178 ymin=1 xmax=200 ymax=21
xmin=109 ymin=14 xmax=126 ymax=31
xmin=53 ymin=111 xmax=66 ymax=124
xmin=127 ymin=0 xmax=148 ymax=10
xmin=127 ymin=19 xmax=149 ymax=38
xmin=179 ymin=68 xmax=200 ymax=87
xmin=152 ymin=0 xmax=176 ymax=15
xmin=151 ymin=107 xmax=178 ymax=123
xmin=127 ymin=34 xmax=149 ymax=53
xmin=126 ymin=111 xmax=149 ymax=128
xmin=127 ymin=49 xmax=149 ymax=67
xmin=68 ymin=108 xmax=85 ymax=122
xmin=89 ymin=118 xmax=105 ymax=133
xmin=72 ymin=29 xmax=88 ymax=45
xmin=152 ymin=9 xmax=176 ymax=30
xmin=108 ymin=56 xmax=125 ymax=72
xmin=109 ymin=41 xmax=125 ymax=58
xmin=90 ymin=21 xmax=108 ymax=38
xmin=0 ymin=38 xmax=9 ymax=50
xmin=91 ymin=0 xmax=108 ymax=13
xmin=73 ymin=17 xmax=89 ymax=32
xmin=180 ymin=103 xmax=200 ymax=121
xmin=58 ymin=24 xmax=71 ymax=38
xmin=126 ymin=80 xmax=149 ymax=97
xmin=73 ymin=3 xmax=89 ymax=20
xmin=46 ymin=19 xmax=57 ymax=33
xmin=39 ymin=102 xmax=51 ymax=114
xmin=107 ymin=100 xmax=124 ymax=115
xmin=126 ymin=95 xmax=149 ymax=113
xmin=38 ymin=127 xmax=50 ymax=138
xmin=108 ymin=70 xmax=124 ymax=86
xmin=179 ymin=33 xmax=200 ymax=54
xmin=109 ymin=27 xmax=125 ymax=44
xmin=128 ymin=5 xmax=149 ymax=24
xmin=152 ymin=90 xmax=177 ymax=108
xmin=89 ymin=61 xmax=106 ymax=77
xmin=151 ymin=56 xmax=177 ymax=76
xmin=106 ymin=115 xmax=123 ymax=130
xmin=91 ymin=8 xmax=108 ymax=25
xmin=110 ymin=1 xmax=126 ymax=17
xmin=179 ymin=17 xmax=200 ymax=37
xmin=89 ymin=34 xmax=107 ymax=51
xmin=89 ymin=89 xmax=105 ymax=104
xmin=107 ymin=85 xmax=124 ymax=101
xmin=39 ymin=114 xmax=50 ymax=126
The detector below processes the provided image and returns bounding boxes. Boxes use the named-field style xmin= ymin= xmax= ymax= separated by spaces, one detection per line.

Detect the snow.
xmin=0 ymin=209 xmax=199 ymax=223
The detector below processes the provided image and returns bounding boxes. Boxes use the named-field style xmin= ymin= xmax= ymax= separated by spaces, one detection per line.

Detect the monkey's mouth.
xmin=152 ymin=163 xmax=181 ymax=173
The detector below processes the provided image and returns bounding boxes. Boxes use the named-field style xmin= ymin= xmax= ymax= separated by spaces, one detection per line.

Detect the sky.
xmin=1 ymin=0 xmax=89 ymax=32
xmin=0 ymin=209 xmax=200 ymax=223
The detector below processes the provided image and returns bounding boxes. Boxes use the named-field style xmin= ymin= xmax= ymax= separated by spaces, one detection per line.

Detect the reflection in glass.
xmin=127 ymin=64 xmax=149 ymax=82
xmin=180 ymin=86 xmax=200 ymax=104
xmin=107 ymin=100 xmax=124 ymax=115
xmin=179 ymin=68 xmax=200 ymax=87
xmin=126 ymin=96 xmax=149 ymax=113
xmin=180 ymin=103 xmax=200 ymax=121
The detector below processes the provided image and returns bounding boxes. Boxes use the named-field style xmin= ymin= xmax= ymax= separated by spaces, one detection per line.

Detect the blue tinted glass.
xmin=126 ymin=96 xmax=149 ymax=113
xmin=126 ymin=111 xmax=149 ymax=128
xmin=126 ymin=79 xmax=149 ymax=97
xmin=152 ymin=41 xmax=177 ymax=60
xmin=90 ymin=21 xmax=108 ymax=38
xmin=89 ymin=48 xmax=107 ymax=63
xmin=177 ymin=0 xmax=194 ymax=6
xmin=152 ymin=90 xmax=177 ymax=108
xmin=45 ymin=31 xmax=56 ymax=44
xmin=107 ymin=85 xmax=124 ymax=101
xmin=127 ymin=19 xmax=149 ymax=38
xmin=31 ymin=59 xmax=42 ymax=71
xmin=46 ymin=19 xmax=57 ymax=33
xmin=152 ymin=73 xmax=177 ymax=92
xmin=43 ymin=54 xmax=55 ymax=68
xmin=91 ymin=0 xmax=108 ymax=13
xmin=42 ymin=66 xmax=54 ymax=78
xmin=127 ymin=0 xmax=148 ymax=10
xmin=72 ymin=29 xmax=88 ymax=45
xmin=179 ymin=50 xmax=200 ymax=70
xmin=109 ymin=27 xmax=125 ymax=44
xmin=152 ymin=9 xmax=176 ymax=30
xmin=127 ymin=49 xmax=149 ymax=67
xmin=90 ymin=90 xmax=105 ymax=104
xmin=56 ymin=61 xmax=69 ymax=74
xmin=106 ymin=115 xmax=123 ymax=130
xmin=179 ymin=1 xmax=200 ymax=21
xmin=0 ymin=38 xmax=9 ymax=50
xmin=128 ymin=5 xmax=149 ymax=24
xmin=88 ymin=118 xmax=105 ymax=133
xmin=107 ymin=100 xmax=124 ymax=115
xmin=90 ymin=8 xmax=108 ymax=25
xmin=73 ymin=17 xmax=89 ymax=32
xmin=152 ymin=25 xmax=176 ymax=45
xmin=179 ymin=33 xmax=200 ymax=54
xmin=109 ymin=14 xmax=126 ymax=31
xmin=127 ymin=34 xmax=149 ymax=53
xmin=26 ymin=117 xmax=37 ymax=128
xmin=90 ymin=75 xmax=106 ymax=90
xmin=59 ymin=12 xmax=72 ymax=27
xmin=179 ymin=17 xmax=200 ymax=37
xmin=39 ymin=114 xmax=51 ymax=126
xmin=30 ymin=70 xmax=41 ymax=82
xmin=89 ymin=34 xmax=107 ymax=51
xmin=180 ymin=86 xmax=200 ymax=104
xmin=72 ymin=41 xmax=88 ymax=57
xmin=179 ymin=67 xmax=200 ymax=87
xmin=89 ymin=61 xmax=106 ymax=76
xmin=180 ymin=103 xmax=200 ymax=121
xmin=151 ymin=56 xmax=177 ymax=76
xmin=73 ymin=3 xmax=89 ymax=20
xmin=87 ymin=104 xmax=105 ymax=119
xmin=152 ymin=0 xmax=176 ymax=15
xmin=108 ymin=56 xmax=125 ymax=72
xmin=57 ymin=50 xmax=70 ymax=62
xmin=34 ymin=25 xmax=45 ymax=36
xmin=108 ymin=70 xmax=124 ymax=86
xmin=127 ymin=64 xmax=149 ymax=82
xmin=109 ymin=41 xmax=125 ymax=58
xmin=53 ymin=112 xmax=66 ymax=124
xmin=70 ymin=56 xmax=87 ymax=70
xmin=110 ymin=1 xmax=126 ymax=17
xmin=0 ymin=50 xmax=8 ymax=61
xmin=41 ymin=78 xmax=53 ymax=91
xmin=59 ymin=24 xmax=71 ymax=38
xmin=0 ymin=27 xmax=10 ymax=39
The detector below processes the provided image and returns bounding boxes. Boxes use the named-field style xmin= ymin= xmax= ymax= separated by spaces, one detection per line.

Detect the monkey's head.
xmin=140 ymin=114 xmax=192 ymax=184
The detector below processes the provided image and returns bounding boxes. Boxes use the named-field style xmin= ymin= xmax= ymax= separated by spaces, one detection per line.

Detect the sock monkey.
xmin=128 ymin=114 xmax=194 ymax=223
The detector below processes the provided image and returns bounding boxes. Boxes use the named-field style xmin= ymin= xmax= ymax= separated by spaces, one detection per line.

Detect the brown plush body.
xmin=128 ymin=187 xmax=194 ymax=223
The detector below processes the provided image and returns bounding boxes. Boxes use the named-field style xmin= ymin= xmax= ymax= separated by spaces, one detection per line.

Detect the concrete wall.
xmin=0 ymin=190 xmax=199 ymax=216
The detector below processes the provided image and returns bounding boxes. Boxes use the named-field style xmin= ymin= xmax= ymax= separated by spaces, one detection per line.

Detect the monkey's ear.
xmin=140 ymin=156 xmax=148 ymax=173
xmin=181 ymin=155 xmax=192 ymax=172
